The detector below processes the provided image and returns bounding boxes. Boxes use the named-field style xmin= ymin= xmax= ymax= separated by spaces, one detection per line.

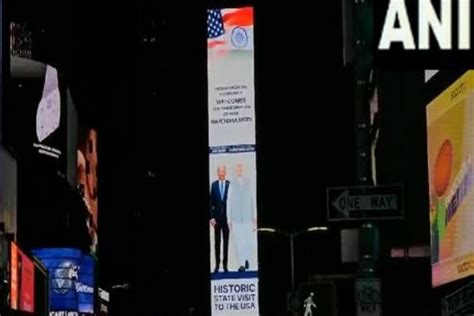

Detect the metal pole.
xmin=290 ymin=233 xmax=295 ymax=292
xmin=351 ymin=1 xmax=380 ymax=311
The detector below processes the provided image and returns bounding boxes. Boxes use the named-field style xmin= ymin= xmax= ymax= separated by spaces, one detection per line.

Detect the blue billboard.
xmin=32 ymin=248 xmax=94 ymax=314
xmin=77 ymin=255 xmax=94 ymax=313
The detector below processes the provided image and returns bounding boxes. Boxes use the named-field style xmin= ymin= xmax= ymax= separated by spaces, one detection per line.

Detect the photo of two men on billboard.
xmin=210 ymin=162 xmax=257 ymax=274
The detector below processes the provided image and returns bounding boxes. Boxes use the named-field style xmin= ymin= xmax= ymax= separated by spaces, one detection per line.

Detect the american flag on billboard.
xmin=207 ymin=7 xmax=253 ymax=50
xmin=207 ymin=10 xmax=225 ymax=39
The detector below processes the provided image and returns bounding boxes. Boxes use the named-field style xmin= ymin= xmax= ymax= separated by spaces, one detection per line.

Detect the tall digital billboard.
xmin=32 ymin=248 xmax=94 ymax=315
xmin=427 ymin=71 xmax=474 ymax=287
xmin=77 ymin=129 xmax=98 ymax=256
xmin=10 ymin=242 xmax=35 ymax=313
xmin=207 ymin=7 xmax=259 ymax=315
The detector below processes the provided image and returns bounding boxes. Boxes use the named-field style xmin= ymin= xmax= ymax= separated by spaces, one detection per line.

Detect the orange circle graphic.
xmin=434 ymin=140 xmax=453 ymax=197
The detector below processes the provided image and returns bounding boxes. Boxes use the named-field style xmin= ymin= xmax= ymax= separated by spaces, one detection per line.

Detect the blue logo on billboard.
xmin=231 ymin=27 xmax=248 ymax=48
xmin=52 ymin=261 xmax=79 ymax=294
xmin=75 ymin=283 xmax=94 ymax=294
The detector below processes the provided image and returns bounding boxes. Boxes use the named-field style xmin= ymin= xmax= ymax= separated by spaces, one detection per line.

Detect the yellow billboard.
xmin=427 ymin=71 xmax=474 ymax=287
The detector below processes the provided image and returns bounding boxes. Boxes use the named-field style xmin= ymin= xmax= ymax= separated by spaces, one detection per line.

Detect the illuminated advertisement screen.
xmin=77 ymin=255 xmax=94 ymax=313
xmin=7 ymin=61 xmax=67 ymax=173
xmin=77 ymin=129 xmax=98 ymax=256
xmin=10 ymin=242 xmax=35 ymax=313
xmin=207 ymin=7 xmax=259 ymax=315
xmin=427 ymin=71 xmax=474 ymax=287
xmin=32 ymin=248 xmax=94 ymax=314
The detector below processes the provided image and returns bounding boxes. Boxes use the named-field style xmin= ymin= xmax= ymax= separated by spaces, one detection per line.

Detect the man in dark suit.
xmin=210 ymin=164 xmax=231 ymax=273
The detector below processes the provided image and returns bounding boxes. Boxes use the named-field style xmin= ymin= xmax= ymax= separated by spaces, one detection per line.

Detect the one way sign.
xmin=327 ymin=185 xmax=403 ymax=221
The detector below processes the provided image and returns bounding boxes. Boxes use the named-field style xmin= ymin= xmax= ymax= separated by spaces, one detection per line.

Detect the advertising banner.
xmin=77 ymin=255 xmax=94 ymax=314
xmin=207 ymin=7 xmax=259 ymax=315
xmin=427 ymin=71 xmax=474 ymax=287
xmin=11 ymin=243 xmax=18 ymax=310
xmin=10 ymin=242 xmax=35 ymax=313
xmin=8 ymin=61 xmax=68 ymax=174
xmin=32 ymin=248 xmax=95 ymax=314
xmin=33 ymin=65 xmax=63 ymax=160
xmin=77 ymin=129 xmax=98 ymax=256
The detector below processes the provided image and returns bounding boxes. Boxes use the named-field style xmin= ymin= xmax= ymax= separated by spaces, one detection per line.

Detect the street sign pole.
xmin=352 ymin=0 xmax=381 ymax=314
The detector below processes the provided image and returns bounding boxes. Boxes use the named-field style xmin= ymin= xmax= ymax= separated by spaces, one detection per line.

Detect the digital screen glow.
xmin=10 ymin=242 xmax=35 ymax=313
xmin=77 ymin=129 xmax=98 ymax=256
xmin=32 ymin=248 xmax=94 ymax=314
xmin=427 ymin=71 xmax=474 ymax=287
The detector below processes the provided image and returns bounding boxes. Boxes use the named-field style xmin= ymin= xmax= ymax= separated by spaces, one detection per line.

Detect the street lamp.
xmin=257 ymin=226 xmax=328 ymax=292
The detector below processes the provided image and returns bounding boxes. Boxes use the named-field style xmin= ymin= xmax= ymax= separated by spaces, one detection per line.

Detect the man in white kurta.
xmin=228 ymin=163 xmax=256 ymax=271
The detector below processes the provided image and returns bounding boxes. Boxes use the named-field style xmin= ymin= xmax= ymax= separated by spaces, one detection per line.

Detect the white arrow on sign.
xmin=332 ymin=190 xmax=398 ymax=217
